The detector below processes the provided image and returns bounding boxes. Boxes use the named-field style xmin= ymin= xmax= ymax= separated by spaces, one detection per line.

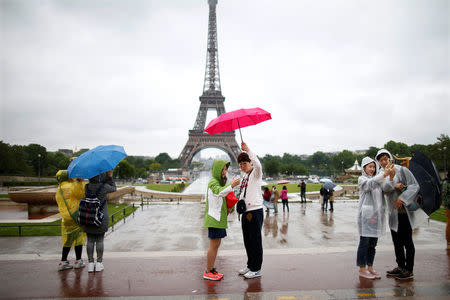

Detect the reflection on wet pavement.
xmin=103 ymin=202 xmax=444 ymax=253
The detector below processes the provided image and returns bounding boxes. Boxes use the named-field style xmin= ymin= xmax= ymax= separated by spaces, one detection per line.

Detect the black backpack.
xmin=78 ymin=184 xmax=105 ymax=227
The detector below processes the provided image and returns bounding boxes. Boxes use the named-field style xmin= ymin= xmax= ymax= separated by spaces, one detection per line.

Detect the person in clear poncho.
xmin=356 ymin=157 xmax=393 ymax=280
xmin=55 ymin=170 xmax=86 ymax=271
xmin=376 ymin=149 xmax=426 ymax=280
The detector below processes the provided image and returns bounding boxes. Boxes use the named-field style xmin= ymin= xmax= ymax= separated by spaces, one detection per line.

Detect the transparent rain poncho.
xmin=55 ymin=170 xmax=86 ymax=247
xmin=375 ymin=149 xmax=426 ymax=232
xmin=357 ymin=157 xmax=388 ymax=238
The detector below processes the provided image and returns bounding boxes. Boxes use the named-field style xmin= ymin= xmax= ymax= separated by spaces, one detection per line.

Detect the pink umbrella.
xmin=204 ymin=107 xmax=271 ymax=142
xmin=277 ymin=180 xmax=290 ymax=184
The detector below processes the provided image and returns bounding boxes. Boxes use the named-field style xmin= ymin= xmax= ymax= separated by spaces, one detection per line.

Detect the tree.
xmin=149 ymin=163 xmax=162 ymax=172
xmin=73 ymin=148 xmax=89 ymax=157
xmin=24 ymin=144 xmax=47 ymax=175
xmin=332 ymin=150 xmax=356 ymax=171
xmin=114 ymin=160 xmax=135 ymax=179
xmin=135 ymin=167 xmax=147 ymax=178
xmin=364 ymin=146 xmax=380 ymax=159
xmin=384 ymin=141 xmax=410 ymax=157
xmin=309 ymin=151 xmax=330 ymax=168
xmin=263 ymin=160 xmax=281 ymax=177
xmin=155 ymin=153 xmax=171 ymax=165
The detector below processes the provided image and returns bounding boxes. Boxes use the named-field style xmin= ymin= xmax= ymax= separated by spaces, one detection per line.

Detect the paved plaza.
xmin=0 ymin=201 xmax=449 ymax=299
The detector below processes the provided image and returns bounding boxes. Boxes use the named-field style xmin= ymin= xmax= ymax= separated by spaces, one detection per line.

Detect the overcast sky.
xmin=1 ymin=0 xmax=449 ymax=159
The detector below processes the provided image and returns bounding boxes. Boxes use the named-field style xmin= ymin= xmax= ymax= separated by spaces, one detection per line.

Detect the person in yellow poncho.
xmin=55 ymin=170 xmax=86 ymax=271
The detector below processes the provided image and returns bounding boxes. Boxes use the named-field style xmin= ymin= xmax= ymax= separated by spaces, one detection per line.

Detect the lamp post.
xmin=37 ymin=154 xmax=41 ymax=186
xmin=341 ymin=161 xmax=344 ymax=173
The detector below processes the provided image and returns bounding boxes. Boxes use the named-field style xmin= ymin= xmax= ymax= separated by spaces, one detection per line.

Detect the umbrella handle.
xmin=237 ymin=119 xmax=243 ymax=144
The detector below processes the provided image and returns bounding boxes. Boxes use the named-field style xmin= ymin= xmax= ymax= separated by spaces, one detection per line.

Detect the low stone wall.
xmin=8 ymin=186 xmax=136 ymax=217
xmin=134 ymin=189 xmax=203 ymax=202
xmin=303 ymin=185 xmax=359 ymax=200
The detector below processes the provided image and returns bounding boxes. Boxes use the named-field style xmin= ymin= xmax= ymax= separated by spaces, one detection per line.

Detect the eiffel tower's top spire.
xmin=202 ymin=0 xmax=222 ymax=96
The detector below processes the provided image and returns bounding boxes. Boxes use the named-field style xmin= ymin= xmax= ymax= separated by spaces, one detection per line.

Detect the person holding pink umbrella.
xmin=237 ymin=142 xmax=264 ymax=279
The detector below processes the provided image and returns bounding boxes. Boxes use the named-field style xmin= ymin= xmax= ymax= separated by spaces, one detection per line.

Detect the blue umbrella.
xmin=68 ymin=145 xmax=127 ymax=179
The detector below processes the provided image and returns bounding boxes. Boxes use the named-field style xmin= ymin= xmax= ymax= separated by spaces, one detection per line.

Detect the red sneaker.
xmin=211 ymin=268 xmax=224 ymax=278
xmin=203 ymin=271 xmax=221 ymax=281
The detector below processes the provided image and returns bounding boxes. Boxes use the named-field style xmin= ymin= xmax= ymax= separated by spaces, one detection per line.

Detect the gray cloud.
xmin=1 ymin=0 xmax=448 ymax=158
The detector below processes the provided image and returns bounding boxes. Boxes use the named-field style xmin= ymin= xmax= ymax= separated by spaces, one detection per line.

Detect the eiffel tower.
xmin=179 ymin=0 xmax=240 ymax=168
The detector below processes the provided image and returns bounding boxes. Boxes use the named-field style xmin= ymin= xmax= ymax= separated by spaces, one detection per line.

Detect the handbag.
xmin=226 ymin=192 xmax=238 ymax=209
xmin=237 ymin=170 xmax=253 ymax=214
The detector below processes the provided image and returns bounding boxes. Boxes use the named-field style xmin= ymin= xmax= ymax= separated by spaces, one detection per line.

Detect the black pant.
xmin=329 ymin=201 xmax=334 ymax=211
xmin=61 ymin=245 xmax=82 ymax=261
xmin=241 ymin=208 xmax=264 ymax=272
xmin=301 ymin=192 xmax=306 ymax=202
xmin=390 ymin=212 xmax=415 ymax=272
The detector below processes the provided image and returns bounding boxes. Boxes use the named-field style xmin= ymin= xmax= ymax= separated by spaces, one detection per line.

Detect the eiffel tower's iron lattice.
xmin=179 ymin=0 xmax=240 ymax=168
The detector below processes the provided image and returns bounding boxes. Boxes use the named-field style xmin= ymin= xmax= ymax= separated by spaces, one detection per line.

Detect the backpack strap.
xmin=58 ymin=187 xmax=79 ymax=224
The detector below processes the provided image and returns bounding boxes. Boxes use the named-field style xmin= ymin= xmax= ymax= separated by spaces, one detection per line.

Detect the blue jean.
xmin=356 ymin=236 xmax=378 ymax=267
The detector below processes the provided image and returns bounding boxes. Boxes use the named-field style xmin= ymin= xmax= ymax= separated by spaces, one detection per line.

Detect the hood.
xmin=211 ymin=160 xmax=230 ymax=186
xmin=375 ymin=149 xmax=393 ymax=161
xmin=56 ymin=170 xmax=68 ymax=183
xmin=361 ymin=157 xmax=377 ymax=177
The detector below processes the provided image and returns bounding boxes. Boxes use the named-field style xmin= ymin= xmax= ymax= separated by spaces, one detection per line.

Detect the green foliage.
xmin=114 ymin=160 xmax=135 ymax=179
xmin=145 ymin=183 xmax=190 ymax=193
xmin=332 ymin=150 xmax=356 ymax=171
xmin=429 ymin=208 xmax=445 ymax=223
xmin=73 ymin=148 xmax=89 ymax=156
xmin=149 ymin=162 xmax=162 ymax=172
xmin=364 ymin=147 xmax=380 ymax=160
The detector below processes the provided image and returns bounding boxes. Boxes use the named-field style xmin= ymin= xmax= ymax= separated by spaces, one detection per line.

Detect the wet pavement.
xmin=0 ymin=202 xmax=449 ymax=299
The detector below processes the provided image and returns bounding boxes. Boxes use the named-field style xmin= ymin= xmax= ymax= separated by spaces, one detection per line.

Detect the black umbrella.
xmin=408 ymin=151 xmax=442 ymax=215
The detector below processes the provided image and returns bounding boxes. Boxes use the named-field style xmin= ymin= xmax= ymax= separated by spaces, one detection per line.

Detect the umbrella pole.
xmin=237 ymin=119 xmax=243 ymax=143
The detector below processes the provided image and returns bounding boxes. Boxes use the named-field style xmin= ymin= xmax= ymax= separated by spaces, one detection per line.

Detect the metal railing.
xmin=0 ymin=224 xmax=60 ymax=236
xmin=109 ymin=203 xmax=136 ymax=231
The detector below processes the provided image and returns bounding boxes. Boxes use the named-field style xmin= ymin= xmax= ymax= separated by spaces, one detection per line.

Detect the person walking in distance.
xmin=281 ymin=186 xmax=289 ymax=214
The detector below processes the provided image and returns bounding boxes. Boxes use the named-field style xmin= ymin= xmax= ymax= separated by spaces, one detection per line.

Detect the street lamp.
xmin=341 ymin=161 xmax=344 ymax=173
xmin=37 ymin=154 xmax=41 ymax=186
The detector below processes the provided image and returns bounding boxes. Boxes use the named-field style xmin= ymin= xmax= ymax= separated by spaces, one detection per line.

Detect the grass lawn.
xmin=145 ymin=183 xmax=190 ymax=193
xmin=429 ymin=208 xmax=446 ymax=223
xmin=0 ymin=203 xmax=138 ymax=237
xmin=0 ymin=194 xmax=9 ymax=198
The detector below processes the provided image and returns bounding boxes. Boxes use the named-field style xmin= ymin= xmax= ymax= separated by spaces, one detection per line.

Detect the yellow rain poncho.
xmin=55 ymin=170 xmax=86 ymax=247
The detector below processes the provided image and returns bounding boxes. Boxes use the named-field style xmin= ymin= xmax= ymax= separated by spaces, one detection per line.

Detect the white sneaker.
xmin=95 ymin=262 xmax=104 ymax=272
xmin=238 ymin=267 xmax=250 ymax=275
xmin=88 ymin=262 xmax=95 ymax=273
xmin=244 ymin=270 xmax=261 ymax=279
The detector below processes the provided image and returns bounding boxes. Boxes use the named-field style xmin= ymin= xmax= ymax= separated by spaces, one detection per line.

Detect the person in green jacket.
xmin=203 ymin=160 xmax=240 ymax=281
